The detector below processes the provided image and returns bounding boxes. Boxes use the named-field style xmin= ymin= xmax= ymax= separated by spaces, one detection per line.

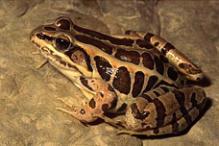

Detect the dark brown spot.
xmin=191 ymin=92 xmax=197 ymax=107
xmin=80 ymin=76 xmax=93 ymax=91
xmin=130 ymin=103 xmax=149 ymax=120
xmin=173 ymin=90 xmax=192 ymax=124
xmin=73 ymin=24 xmax=134 ymax=46
xmin=136 ymin=39 xmax=154 ymax=49
xmin=171 ymin=113 xmax=179 ymax=134
xmin=160 ymin=55 xmax=169 ymax=63
xmin=89 ymin=98 xmax=96 ymax=109
xmin=144 ymin=33 xmax=154 ymax=43
xmin=141 ymin=94 xmax=153 ymax=102
xmin=167 ymin=67 xmax=178 ymax=81
xmin=154 ymin=42 xmax=159 ymax=47
xmin=178 ymin=63 xmax=202 ymax=74
xmin=162 ymin=42 xmax=175 ymax=55
xmin=152 ymin=98 xmax=166 ymax=128
xmin=142 ymin=52 xmax=154 ymax=70
xmin=56 ymin=18 xmax=71 ymax=30
xmin=113 ymin=66 xmax=131 ymax=94
xmin=153 ymin=91 xmax=160 ymax=96
xmin=75 ymin=35 xmax=113 ymax=54
xmin=99 ymin=92 xmax=104 ymax=98
xmin=59 ymin=60 xmax=67 ymax=66
xmin=154 ymin=56 xmax=164 ymax=75
xmin=80 ymin=109 xmax=86 ymax=114
xmin=143 ymin=76 xmax=158 ymax=92
xmin=115 ymin=48 xmax=140 ymax=64
xmin=102 ymin=104 xmax=109 ymax=112
xmin=94 ymin=56 xmax=113 ymax=81
xmin=160 ymin=86 xmax=169 ymax=93
xmin=132 ymin=71 xmax=145 ymax=97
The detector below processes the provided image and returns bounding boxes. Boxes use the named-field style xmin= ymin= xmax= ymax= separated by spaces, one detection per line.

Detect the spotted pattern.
xmin=89 ymin=98 xmax=96 ymax=109
xmin=131 ymin=103 xmax=148 ymax=120
xmin=144 ymin=33 xmax=154 ymax=43
xmin=152 ymin=98 xmax=166 ymax=129
xmin=154 ymin=56 xmax=164 ymax=75
xmin=162 ymin=43 xmax=175 ymax=55
xmin=173 ymin=90 xmax=192 ymax=124
xmin=115 ymin=48 xmax=140 ymax=65
xmin=142 ymin=52 xmax=154 ymax=70
xmin=94 ymin=56 xmax=113 ymax=81
xmin=167 ymin=67 xmax=178 ymax=81
xmin=143 ymin=75 xmax=158 ymax=92
xmin=113 ymin=66 xmax=131 ymax=94
xmin=80 ymin=76 xmax=93 ymax=91
xmin=171 ymin=113 xmax=179 ymax=134
xmin=132 ymin=71 xmax=145 ymax=97
xmin=136 ymin=39 xmax=153 ymax=49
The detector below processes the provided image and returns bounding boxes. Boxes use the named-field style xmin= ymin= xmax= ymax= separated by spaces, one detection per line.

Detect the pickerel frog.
xmin=30 ymin=16 xmax=207 ymax=136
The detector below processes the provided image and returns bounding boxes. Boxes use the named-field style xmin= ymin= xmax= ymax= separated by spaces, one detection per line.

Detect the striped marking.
xmin=94 ymin=56 xmax=113 ymax=81
xmin=173 ymin=90 xmax=192 ymax=125
xmin=132 ymin=71 xmax=145 ymax=97
xmin=141 ymin=52 xmax=154 ymax=70
xmin=75 ymin=35 xmax=113 ymax=54
xmin=113 ymin=66 xmax=131 ymax=94
xmin=143 ymin=75 xmax=158 ymax=92
xmin=154 ymin=55 xmax=164 ymax=75
xmin=136 ymin=39 xmax=154 ymax=49
xmin=167 ymin=67 xmax=178 ymax=81
xmin=115 ymin=48 xmax=140 ymax=65
xmin=73 ymin=24 xmax=134 ymax=46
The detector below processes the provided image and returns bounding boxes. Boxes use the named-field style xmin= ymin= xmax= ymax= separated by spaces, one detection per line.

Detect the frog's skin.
xmin=30 ymin=16 xmax=207 ymax=136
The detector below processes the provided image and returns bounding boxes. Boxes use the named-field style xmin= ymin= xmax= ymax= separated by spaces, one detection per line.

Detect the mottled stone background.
xmin=0 ymin=0 xmax=218 ymax=146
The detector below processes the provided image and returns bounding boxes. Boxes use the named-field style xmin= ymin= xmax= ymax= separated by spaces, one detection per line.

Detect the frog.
xmin=30 ymin=16 xmax=207 ymax=136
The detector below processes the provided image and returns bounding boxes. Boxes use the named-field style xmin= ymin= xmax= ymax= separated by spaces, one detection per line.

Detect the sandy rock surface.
xmin=0 ymin=0 xmax=218 ymax=146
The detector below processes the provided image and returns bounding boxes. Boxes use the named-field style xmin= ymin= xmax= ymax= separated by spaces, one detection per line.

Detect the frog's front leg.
xmin=57 ymin=76 xmax=117 ymax=123
xmin=120 ymin=86 xmax=207 ymax=136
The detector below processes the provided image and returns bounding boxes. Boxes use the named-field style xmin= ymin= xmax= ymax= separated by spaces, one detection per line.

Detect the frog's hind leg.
xmin=120 ymin=86 xmax=207 ymax=136
xmin=57 ymin=76 xmax=117 ymax=123
xmin=144 ymin=33 xmax=204 ymax=81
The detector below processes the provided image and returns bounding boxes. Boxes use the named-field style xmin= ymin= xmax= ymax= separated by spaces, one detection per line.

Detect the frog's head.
xmin=30 ymin=17 xmax=93 ymax=79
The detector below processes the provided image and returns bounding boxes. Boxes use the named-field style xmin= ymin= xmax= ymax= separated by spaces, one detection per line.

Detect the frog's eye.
xmin=55 ymin=36 xmax=71 ymax=51
xmin=55 ymin=17 xmax=72 ymax=30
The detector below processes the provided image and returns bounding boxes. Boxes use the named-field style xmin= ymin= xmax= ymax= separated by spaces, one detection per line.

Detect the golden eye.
xmin=55 ymin=36 xmax=71 ymax=51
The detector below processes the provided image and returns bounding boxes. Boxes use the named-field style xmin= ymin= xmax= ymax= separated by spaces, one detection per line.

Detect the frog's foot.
xmin=144 ymin=33 xmax=204 ymax=81
xmin=122 ymin=86 xmax=207 ymax=136
xmin=57 ymin=77 xmax=117 ymax=123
